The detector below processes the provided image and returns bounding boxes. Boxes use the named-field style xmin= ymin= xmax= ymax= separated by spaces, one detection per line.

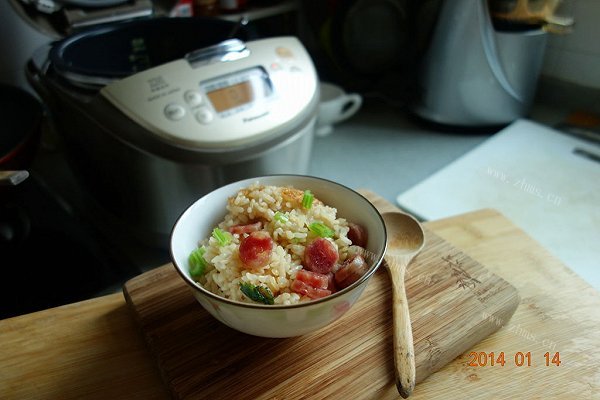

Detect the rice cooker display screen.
xmin=202 ymin=67 xmax=272 ymax=115
xmin=207 ymin=81 xmax=252 ymax=113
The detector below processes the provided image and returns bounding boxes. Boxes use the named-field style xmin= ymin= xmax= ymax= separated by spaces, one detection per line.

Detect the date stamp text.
xmin=467 ymin=351 xmax=562 ymax=367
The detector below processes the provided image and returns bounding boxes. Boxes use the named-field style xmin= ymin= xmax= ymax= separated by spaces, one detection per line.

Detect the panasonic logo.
xmin=243 ymin=111 xmax=269 ymax=123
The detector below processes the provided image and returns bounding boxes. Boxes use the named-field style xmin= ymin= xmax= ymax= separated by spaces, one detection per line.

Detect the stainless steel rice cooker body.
xmin=32 ymin=31 xmax=319 ymax=244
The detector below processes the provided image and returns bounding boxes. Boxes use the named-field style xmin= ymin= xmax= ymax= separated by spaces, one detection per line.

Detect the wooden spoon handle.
xmin=390 ymin=266 xmax=415 ymax=398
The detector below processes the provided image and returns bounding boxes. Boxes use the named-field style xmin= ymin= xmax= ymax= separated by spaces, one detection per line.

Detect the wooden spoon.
xmin=382 ymin=211 xmax=426 ymax=398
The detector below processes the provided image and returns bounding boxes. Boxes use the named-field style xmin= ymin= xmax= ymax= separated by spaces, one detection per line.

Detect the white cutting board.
xmin=397 ymin=119 xmax=600 ymax=290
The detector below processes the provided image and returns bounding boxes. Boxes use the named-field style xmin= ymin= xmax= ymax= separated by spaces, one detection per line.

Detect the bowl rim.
xmin=170 ymin=174 xmax=387 ymax=310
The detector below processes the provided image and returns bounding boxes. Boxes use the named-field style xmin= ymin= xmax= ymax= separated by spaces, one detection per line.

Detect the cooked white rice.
xmin=193 ymin=183 xmax=355 ymax=305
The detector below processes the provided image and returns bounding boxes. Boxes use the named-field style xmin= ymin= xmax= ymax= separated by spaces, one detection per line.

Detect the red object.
xmin=295 ymin=269 xmax=329 ymax=289
xmin=326 ymin=272 xmax=337 ymax=293
xmin=291 ymin=279 xmax=332 ymax=299
xmin=238 ymin=231 xmax=273 ymax=269
xmin=334 ymin=254 xmax=369 ymax=289
xmin=347 ymin=223 xmax=368 ymax=247
xmin=304 ymin=238 xmax=339 ymax=274
xmin=228 ymin=221 xmax=262 ymax=235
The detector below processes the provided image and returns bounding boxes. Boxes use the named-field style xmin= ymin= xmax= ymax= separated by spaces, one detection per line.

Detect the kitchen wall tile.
xmin=548 ymin=48 xmax=600 ymax=88
xmin=541 ymin=45 xmax=560 ymax=78
xmin=541 ymin=0 xmax=600 ymax=88
xmin=557 ymin=0 xmax=600 ymax=55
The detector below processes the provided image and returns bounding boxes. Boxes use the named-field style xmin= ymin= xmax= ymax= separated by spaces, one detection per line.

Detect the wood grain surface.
xmin=122 ymin=192 xmax=520 ymax=399
xmin=2 ymin=193 xmax=599 ymax=399
xmin=0 ymin=293 xmax=169 ymax=400
xmin=422 ymin=206 xmax=600 ymax=399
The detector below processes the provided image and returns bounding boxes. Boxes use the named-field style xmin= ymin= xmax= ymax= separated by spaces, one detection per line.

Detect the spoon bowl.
xmin=382 ymin=211 xmax=425 ymax=398
xmin=385 ymin=212 xmax=426 ymax=256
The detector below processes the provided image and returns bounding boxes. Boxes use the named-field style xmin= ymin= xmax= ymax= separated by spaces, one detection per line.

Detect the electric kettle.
xmin=412 ymin=0 xmax=551 ymax=127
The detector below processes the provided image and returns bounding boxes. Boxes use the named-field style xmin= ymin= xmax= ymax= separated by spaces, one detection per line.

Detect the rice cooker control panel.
xmin=100 ymin=37 xmax=318 ymax=148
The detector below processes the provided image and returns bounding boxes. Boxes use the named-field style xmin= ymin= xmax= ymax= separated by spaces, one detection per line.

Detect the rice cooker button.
xmin=195 ymin=107 xmax=213 ymax=124
xmin=164 ymin=103 xmax=186 ymax=121
xmin=184 ymin=90 xmax=203 ymax=106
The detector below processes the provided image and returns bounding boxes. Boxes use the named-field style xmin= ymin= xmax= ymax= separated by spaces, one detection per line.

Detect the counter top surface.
xmin=1 ymin=206 xmax=599 ymax=399
xmin=309 ymin=105 xmax=489 ymax=204
xmin=308 ymin=102 xmax=567 ymax=205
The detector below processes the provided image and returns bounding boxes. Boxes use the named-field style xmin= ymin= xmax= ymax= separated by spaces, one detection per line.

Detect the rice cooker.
xmin=28 ymin=18 xmax=319 ymax=245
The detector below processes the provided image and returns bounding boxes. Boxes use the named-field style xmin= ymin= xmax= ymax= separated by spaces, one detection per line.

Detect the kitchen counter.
xmin=2 ymin=207 xmax=599 ymax=399
xmin=310 ymin=104 xmax=489 ymax=203
xmin=309 ymin=100 xmax=568 ymax=205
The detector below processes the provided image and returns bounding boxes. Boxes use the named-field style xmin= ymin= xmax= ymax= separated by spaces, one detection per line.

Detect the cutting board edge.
xmin=415 ymin=280 xmax=521 ymax=383
xmin=121 ymin=283 xmax=176 ymax=397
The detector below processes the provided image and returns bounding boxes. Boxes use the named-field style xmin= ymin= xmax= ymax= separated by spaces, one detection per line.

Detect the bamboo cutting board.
xmin=123 ymin=192 xmax=520 ymax=399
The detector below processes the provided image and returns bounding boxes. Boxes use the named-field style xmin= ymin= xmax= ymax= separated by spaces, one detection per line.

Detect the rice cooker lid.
xmin=98 ymin=36 xmax=319 ymax=149
xmin=29 ymin=0 xmax=129 ymax=14
xmin=49 ymin=17 xmax=246 ymax=89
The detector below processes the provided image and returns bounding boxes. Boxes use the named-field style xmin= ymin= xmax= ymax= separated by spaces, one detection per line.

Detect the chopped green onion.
xmin=302 ymin=190 xmax=314 ymax=209
xmin=212 ymin=227 xmax=232 ymax=246
xmin=189 ymin=247 xmax=208 ymax=277
xmin=239 ymin=282 xmax=275 ymax=305
xmin=274 ymin=211 xmax=289 ymax=223
xmin=309 ymin=222 xmax=335 ymax=238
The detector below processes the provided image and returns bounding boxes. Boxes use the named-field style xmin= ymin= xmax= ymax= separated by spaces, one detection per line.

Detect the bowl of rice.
xmin=170 ymin=175 xmax=387 ymax=337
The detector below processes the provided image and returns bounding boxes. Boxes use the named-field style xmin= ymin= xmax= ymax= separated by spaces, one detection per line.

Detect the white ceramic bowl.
xmin=170 ymin=175 xmax=387 ymax=337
